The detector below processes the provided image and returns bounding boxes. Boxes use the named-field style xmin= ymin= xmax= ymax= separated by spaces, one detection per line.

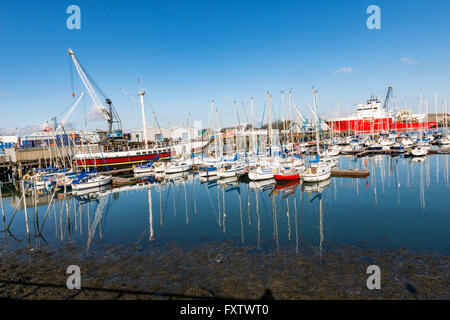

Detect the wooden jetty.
xmin=330 ymin=169 xmax=370 ymax=178
xmin=1 ymin=147 xmax=72 ymax=179
xmin=112 ymin=176 xmax=136 ymax=187
xmin=429 ymin=148 xmax=450 ymax=155
xmin=340 ymin=148 xmax=450 ymax=157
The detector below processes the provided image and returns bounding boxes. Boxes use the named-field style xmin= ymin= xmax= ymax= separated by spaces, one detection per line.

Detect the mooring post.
xmin=21 ymin=180 xmax=30 ymax=238
xmin=18 ymin=162 xmax=23 ymax=179
xmin=0 ymin=184 xmax=6 ymax=229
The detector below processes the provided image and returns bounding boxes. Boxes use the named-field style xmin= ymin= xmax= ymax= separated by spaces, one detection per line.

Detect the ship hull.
xmin=325 ymin=118 xmax=436 ymax=133
xmin=74 ymin=152 xmax=172 ymax=172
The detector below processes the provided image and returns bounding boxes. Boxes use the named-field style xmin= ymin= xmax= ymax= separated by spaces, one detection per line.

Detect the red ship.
xmin=325 ymin=87 xmax=436 ymax=133
xmin=74 ymin=146 xmax=175 ymax=171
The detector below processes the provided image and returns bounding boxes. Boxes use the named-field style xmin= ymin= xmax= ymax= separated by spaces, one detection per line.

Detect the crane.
xmin=383 ymin=86 xmax=394 ymax=110
xmin=68 ymin=49 xmax=122 ymax=138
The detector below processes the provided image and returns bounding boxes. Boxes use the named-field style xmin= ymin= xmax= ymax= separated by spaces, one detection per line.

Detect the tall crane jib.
xmin=67 ymin=49 xmax=123 ymax=140
xmin=383 ymin=86 xmax=394 ymax=110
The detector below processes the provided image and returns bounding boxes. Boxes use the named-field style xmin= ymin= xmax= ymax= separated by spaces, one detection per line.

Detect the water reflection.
xmin=1 ymin=155 xmax=450 ymax=256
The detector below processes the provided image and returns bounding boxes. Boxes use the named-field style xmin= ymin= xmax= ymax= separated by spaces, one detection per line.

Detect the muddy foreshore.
xmin=0 ymin=241 xmax=448 ymax=300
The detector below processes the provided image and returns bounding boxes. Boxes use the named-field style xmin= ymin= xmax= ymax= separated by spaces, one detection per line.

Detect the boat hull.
xmin=165 ymin=164 xmax=193 ymax=173
xmin=75 ymin=151 xmax=172 ymax=171
xmin=72 ymin=176 xmax=112 ymax=190
xmin=274 ymin=174 xmax=300 ymax=181
xmin=326 ymin=118 xmax=436 ymax=133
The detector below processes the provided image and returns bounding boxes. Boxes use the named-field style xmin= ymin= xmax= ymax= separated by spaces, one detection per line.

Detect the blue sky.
xmin=1 ymin=0 xmax=449 ymax=134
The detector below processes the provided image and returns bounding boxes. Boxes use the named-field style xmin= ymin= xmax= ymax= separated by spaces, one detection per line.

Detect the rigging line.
xmin=76 ymin=58 xmax=108 ymax=100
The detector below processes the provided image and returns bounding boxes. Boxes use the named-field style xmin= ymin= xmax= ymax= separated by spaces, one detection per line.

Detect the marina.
xmin=0 ymin=154 xmax=449 ymax=254
xmin=1 ymin=69 xmax=450 ymax=301
xmin=1 ymin=65 xmax=450 ymax=301
xmin=0 ymin=154 xmax=449 ymax=300
xmin=1 ymin=1 xmax=450 ymax=304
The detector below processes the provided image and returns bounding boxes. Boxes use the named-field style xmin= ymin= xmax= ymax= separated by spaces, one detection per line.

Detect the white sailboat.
xmin=72 ymin=174 xmax=112 ymax=190
xmin=437 ymin=98 xmax=450 ymax=145
xmin=301 ymin=164 xmax=331 ymax=182
xmin=217 ymin=162 xmax=246 ymax=178
xmin=301 ymin=87 xmax=332 ymax=183
xmin=248 ymin=166 xmax=275 ymax=181
xmin=165 ymin=159 xmax=193 ymax=174
xmin=134 ymin=162 xmax=154 ymax=175
xmin=410 ymin=146 xmax=428 ymax=157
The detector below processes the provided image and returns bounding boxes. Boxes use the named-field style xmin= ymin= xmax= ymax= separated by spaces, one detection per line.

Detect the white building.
xmin=21 ymin=130 xmax=99 ymax=147
xmin=171 ymin=126 xmax=199 ymax=141
xmin=0 ymin=135 xmax=19 ymax=144
xmin=130 ymin=126 xmax=199 ymax=143
xmin=130 ymin=127 xmax=173 ymax=143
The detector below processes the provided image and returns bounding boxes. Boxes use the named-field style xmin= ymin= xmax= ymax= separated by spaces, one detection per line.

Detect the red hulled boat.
xmin=325 ymin=88 xmax=436 ymax=133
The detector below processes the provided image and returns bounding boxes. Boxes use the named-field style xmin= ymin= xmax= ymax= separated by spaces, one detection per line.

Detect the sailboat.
xmin=165 ymin=158 xmax=193 ymax=174
xmin=300 ymin=88 xmax=332 ymax=183
xmin=273 ymin=166 xmax=300 ymax=181
xmin=302 ymin=163 xmax=331 ymax=182
xmin=437 ymin=98 xmax=450 ymax=145
xmin=411 ymin=94 xmax=431 ymax=157
xmin=217 ymin=161 xmax=246 ymax=178
xmin=327 ymin=144 xmax=341 ymax=156
xmin=248 ymin=167 xmax=275 ymax=181
xmin=71 ymin=173 xmax=112 ymax=190
xmin=133 ymin=161 xmax=155 ymax=175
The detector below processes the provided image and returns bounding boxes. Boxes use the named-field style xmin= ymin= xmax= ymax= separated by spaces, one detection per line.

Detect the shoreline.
xmin=0 ymin=242 xmax=448 ymax=300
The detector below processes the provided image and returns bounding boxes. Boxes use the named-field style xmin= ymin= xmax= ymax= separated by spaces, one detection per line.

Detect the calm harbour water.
xmin=1 ymin=155 xmax=449 ymax=256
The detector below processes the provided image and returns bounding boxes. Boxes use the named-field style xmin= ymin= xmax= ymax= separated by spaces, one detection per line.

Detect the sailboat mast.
xmin=445 ymin=97 xmax=448 ymax=136
xmin=250 ymin=97 xmax=255 ymax=155
xmin=212 ymin=100 xmax=218 ymax=158
xmin=435 ymin=92 xmax=438 ymax=132
xmin=266 ymin=91 xmax=272 ymax=156
xmin=139 ymin=90 xmax=148 ymax=150
xmin=312 ymin=87 xmax=320 ymax=156
xmin=288 ymin=90 xmax=294 ymax=149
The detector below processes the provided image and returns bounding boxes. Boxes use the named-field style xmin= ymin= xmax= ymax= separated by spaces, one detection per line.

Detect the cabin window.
xmin=137 ymin=152 xmax=141 ymax=155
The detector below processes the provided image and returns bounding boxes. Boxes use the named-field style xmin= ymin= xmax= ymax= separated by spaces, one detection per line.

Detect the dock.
xmin=112 ymin=176 xmax=135 ymax=187
xmin=429 ymin=148 xmax=450 ymax=154
xmin=330 ymin=169 xmax=370 ymax=178
xmin=340 ymin=148 xmax=450 ymax=157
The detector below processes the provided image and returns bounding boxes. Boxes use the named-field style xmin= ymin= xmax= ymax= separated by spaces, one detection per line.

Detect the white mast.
xmin=419 ymin=89 xmax=423 ymax=138
xmin=216 ymin=106 xmax=223 ymax=159
xmin=212 ymin=100 xmax=218 ymax=158
xmin=288 ymin=90 xmax=294 ymax=149
xmin=445 ymin=97 xmax=448 ymax=136
xmin=266 ymin=91 xmax=272 ymax=156
xmin=312 ymin=87 xmax=321 ymax=156
xmin=250 ymin=97 xmax=256 ymax=155
xmin=435 ymin=92 xmax=439 ymax=132
xmin=425 ymin=99 xmax=429 ymax=135
xmin=139 ymin=90 xmax=148 ymax=150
